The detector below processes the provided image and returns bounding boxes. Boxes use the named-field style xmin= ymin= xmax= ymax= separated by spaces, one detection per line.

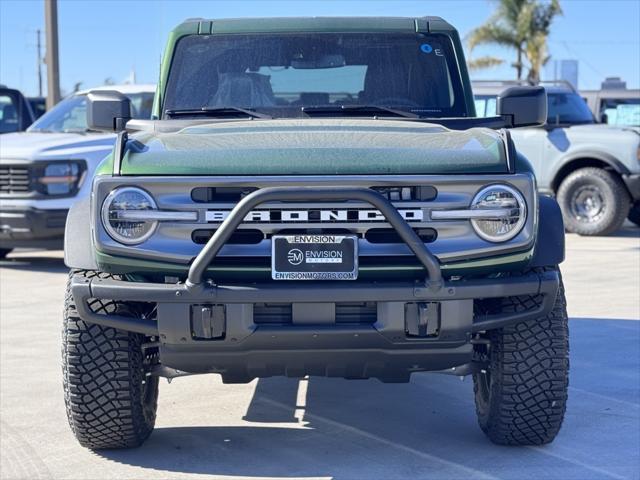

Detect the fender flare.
xmin=550 ymin=150 xmax=630 ymax=191
xmin=529 ymin=195 xmax=565 ymax=268
xmin=64 ymin=195 xmax=98 ymax=270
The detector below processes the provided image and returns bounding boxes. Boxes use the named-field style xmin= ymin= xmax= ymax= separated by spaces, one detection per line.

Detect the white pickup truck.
xmin=0 ymin=84 xmax=155 ymax=258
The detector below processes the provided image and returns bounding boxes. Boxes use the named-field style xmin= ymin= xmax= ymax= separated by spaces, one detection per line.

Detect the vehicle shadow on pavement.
xmin=98 ymin=375 xmax=507 ymax=479
xmin=96 ymin=318 xmax=640 ymax=479
xmin=0 ymin=255 xmax=67 ymax=273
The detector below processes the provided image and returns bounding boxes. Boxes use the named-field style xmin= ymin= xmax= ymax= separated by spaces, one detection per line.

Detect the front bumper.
xmin=623 ymin=173 xmax=640 ymax=201
xmin=70 ymin=269 xmax=559 ymax=382
xmin=0 ymin=207 xmax=67 ymax=249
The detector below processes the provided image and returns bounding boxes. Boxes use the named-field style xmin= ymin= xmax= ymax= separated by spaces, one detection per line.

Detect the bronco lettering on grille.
xmin=205 ymin=209 xmax=424 ymax=223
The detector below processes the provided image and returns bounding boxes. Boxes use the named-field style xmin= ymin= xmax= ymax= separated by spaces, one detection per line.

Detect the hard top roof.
xmin=77 ymin=84 xmax=156 ymax=95
xmin=172 ymin=16 xmax=456 ymax=35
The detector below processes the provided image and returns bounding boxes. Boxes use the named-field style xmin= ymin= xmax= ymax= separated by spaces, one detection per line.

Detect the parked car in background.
xmin=0 ymin=86 xmax=37 ymax=133
xmin=474 ymin=80 xmax=640 ymax=235
xmin=27 ymin=97 xmax=47 ymax=120
xmin=582 ymin=88 xmax=640 ymax=127
xmin=0 ymin=84 xmax=155 ymax=258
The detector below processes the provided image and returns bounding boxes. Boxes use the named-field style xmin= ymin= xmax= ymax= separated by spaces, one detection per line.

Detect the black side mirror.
xmin=497 ymin=86 xmax=547 ymax=128
xmin=86 ymin=90 xmax=131 ymax=132
xmin=600 ymin=112 xmax=608 ymax=124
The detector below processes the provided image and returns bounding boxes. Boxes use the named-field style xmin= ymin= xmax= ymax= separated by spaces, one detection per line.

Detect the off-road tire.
xmin=473 ymin=269 xmax=569 ymax=445
xmin=0 ymin=248 xmax=12 ymax=259
xmin=557 ymin=167 xmax=630 ymax=236
xmin=62 ymin=270 xmax=159 ymax=449
xmin=628 ymin=201 xmax=640 ymax=227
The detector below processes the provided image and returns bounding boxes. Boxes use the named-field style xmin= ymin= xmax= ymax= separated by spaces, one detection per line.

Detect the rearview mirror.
xmin=497 ymin=86 xmax=547 ymax=128
xmin=86 ymin=90 xmax=131 ymax=132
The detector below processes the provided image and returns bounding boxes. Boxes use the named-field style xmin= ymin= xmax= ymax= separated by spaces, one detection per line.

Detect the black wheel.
xmin=556 ymin=167 xmax=630 ymax=236
xmin=473 ymin=269 xmax=569 ymax=446
xmin=62 ymin=270 xmax=159 ymax=449
xmin=628 ymin=201 xmax=640 ymax=227
xmin=0 ymin=248 xmax=12 ymax=259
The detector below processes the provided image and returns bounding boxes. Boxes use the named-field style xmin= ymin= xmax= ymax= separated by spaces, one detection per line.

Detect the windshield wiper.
xmin=165 ymin=107 xmax=272 ymax=119
xmin=302 ymin=105 xmax=418 ymax=119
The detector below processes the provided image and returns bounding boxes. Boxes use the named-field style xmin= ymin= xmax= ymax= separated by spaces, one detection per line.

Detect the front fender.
xmin=529 ymin=195 xmax=565 ymax=267
xmin=64 ymin=194 xmax=98 ymax=270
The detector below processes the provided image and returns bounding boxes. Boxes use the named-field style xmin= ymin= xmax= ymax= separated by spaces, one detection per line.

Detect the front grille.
xmin=253 ymin=302 xmax=377 ymax=324
xmin=94 ymin=174 xmax=537 ymax=267
xmin=0 ymin=165 xmax=31 ymax=194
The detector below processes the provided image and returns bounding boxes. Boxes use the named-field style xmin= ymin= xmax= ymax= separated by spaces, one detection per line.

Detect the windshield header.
xmin=163 ymin=32 xmax=468 ymax=119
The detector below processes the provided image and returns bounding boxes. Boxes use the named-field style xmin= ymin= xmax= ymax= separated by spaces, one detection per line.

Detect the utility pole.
xmin=36 ymin=29 xmax=43 ymax=97
xmin=44 ymin=0 xmax=60 ymax=108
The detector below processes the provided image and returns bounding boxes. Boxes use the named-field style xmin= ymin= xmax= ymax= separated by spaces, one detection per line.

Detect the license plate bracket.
xmin=272 ymin=234 xmax=358 ymax=280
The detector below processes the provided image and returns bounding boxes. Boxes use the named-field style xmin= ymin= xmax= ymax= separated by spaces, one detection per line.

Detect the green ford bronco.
xmin=62 ymin=17 xmax=569 ymax=449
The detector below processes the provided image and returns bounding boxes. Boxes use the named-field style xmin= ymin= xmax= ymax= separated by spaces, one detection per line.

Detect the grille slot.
xmin=0 ymin=166 xmax=31 ymax=193
xmin=253 ymin=302 xmax=377 ymax=325
xmin=193 ymin=185 xmax=437 ymax=204
xmin=372 ymin=185 xmax=437 ymax=201
xmin=366 ymin=228 xmax=437 ymax=244
xmin=335 ymin=302 xmax=377 ymax=324
xmin=192 ymin=229 xmax=264 ymax=245
xmin=192 ymin=187 xmax=257 ymax=203
xmin=254 ymin=304 xmax=292 ymax=324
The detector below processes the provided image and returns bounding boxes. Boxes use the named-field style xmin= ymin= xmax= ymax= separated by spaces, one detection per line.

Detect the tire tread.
xmin=62 ymin=270 xmax=158 ymax=449
xmin=474 ymin=270 xmax=569 ymax=445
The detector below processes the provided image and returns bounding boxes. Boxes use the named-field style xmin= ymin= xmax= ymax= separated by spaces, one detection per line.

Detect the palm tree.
xmin=467 ymin=0 xmax=562 ymax=83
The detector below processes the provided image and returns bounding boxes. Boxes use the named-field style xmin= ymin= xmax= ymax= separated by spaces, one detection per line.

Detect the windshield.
xmin=163 ymin=33 xmax=466 ymax=118
xmin=600 ymin=98 xmax=640 ymax=126
xmin=29 ymin=92 xmax=154 ymax=133
xmin=547 ymin=92 xmax=594 ymax=125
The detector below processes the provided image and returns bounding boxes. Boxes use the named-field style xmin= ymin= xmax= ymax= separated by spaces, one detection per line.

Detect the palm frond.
xmin=467 ymin=23 xmax=520 ymax=51
xmin=468 ymin=56 xmax=505 ymax=71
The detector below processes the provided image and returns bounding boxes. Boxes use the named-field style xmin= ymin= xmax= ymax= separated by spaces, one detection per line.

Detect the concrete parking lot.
xmin=1 ymin=230 xmax=639 ymax=480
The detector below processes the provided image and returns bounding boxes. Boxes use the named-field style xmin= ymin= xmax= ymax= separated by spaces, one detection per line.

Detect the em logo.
xmin=287 ymin=249 xmax=304 ymax=265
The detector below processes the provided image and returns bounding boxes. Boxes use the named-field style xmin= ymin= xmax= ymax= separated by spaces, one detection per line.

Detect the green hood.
xmin=119 ymin=119 xmax=507 ymax=175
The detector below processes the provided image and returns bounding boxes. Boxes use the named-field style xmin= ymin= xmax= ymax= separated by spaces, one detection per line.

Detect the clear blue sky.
xmin=1 ymin=0 xmax=639 ymax=97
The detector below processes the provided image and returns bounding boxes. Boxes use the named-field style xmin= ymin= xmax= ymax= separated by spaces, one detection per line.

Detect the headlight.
xmin=470 ymin=185 xmax=527 ymax=242
xmin=101 ymin=187 xmax=158 ymax=244
xmin=37 ymin=162 xmax=83 ymax=195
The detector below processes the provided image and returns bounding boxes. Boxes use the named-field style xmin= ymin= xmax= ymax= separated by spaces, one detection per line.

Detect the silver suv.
xmin=474 ymin=80 xmax=640 ymax=235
